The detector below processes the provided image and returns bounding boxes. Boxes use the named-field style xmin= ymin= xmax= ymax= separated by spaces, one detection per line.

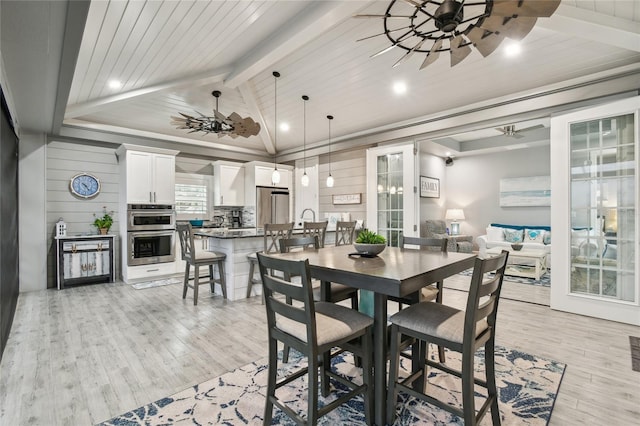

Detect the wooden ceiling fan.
xmin=170 ymin=91 xmax=260 ymax=139
xmin=495 ymin=123 xmax=544 ymax=138
xmin=355 ymin=0 xmax=561 ymax=69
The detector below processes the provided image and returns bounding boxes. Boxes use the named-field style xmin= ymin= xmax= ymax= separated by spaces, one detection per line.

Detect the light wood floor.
xmin=1 ymin=274 xmax=638 ymax=425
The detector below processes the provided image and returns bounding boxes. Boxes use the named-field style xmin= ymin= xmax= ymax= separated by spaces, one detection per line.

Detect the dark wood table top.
xmin=268 ymin=245 xmax=476 ymax=298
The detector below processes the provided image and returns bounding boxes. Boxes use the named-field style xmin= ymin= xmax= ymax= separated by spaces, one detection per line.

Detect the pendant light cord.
xmin=273 ymin=71 xmax=279 ymax=170
xmin=303 ymin=95 xmax=307 ymax=170
xmin=327 ymin=115 xmax=333 ymax=175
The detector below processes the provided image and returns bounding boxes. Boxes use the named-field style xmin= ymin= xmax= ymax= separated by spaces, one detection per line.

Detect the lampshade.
xmin=445 ymin=209 xmax=465 ymax=221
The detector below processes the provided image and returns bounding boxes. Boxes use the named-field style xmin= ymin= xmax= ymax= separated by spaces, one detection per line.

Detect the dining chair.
xmin=335 ymin=220 xmax=357 ymax=246
xmin=257 ymin=252 xmax=373 ymax=426
xmin=246 ymin=222 xmax=294 ymax=301
xmin=302 ymin=221 xmax=328 ymax=247
xmin=386 ymin=250 xmax=509 ymax=426
xmin=176 ymin=223 xmax=227 ymax=305
xmin=279 ymin=235 xmax=359 ymax=362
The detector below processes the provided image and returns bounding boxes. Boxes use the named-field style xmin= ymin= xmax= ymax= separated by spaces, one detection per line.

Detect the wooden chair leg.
xmin=208 ymin=264 xmax=215 ymax=293
xmin=218 ymin=260 xmax=227 ymax=299
xmin=246 ymin=259 xmax=256 ymax=298
xmin=461 ymin=347 xmax=477 ymax=426
xmin=486 ymin=337 xmax=501 ymax=426
xmin=308 ymin=352 xmax=319 ymax=425
xmin=263 ymin=337 xmax=278 ymax=425
xmin=386 ymin=324 xmax=402 ymax=425
xmin=182 ymin=263 xmax=190 ymax=299
xmin=193 ymin=266 xmax=199 ymax=305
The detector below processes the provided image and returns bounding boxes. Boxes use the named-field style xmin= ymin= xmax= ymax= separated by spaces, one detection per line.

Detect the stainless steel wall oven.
xmin=127 ymin=205 xmax=176 ymax=266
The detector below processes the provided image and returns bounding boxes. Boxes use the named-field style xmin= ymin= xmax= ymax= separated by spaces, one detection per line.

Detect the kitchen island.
xmin=194 ymin=228 xmax=333 ymax=301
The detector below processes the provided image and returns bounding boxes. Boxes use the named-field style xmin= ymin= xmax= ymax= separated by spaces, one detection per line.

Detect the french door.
xmin=550 ymin=96 xmax=639 ymax=325
xmin=366 ymin=144 xmax=417 ymax=246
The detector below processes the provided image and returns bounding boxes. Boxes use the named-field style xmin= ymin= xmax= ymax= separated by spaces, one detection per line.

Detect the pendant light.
xmin=326 ymin=115 xmax=334 ymax=187
xmin=271 ymin=71 xmax=281 ymax=185
xmin=301 ymin=95 xmax=310 ymax=187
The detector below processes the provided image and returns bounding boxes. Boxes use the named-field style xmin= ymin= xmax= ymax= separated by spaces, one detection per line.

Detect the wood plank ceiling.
xmin=63 ymin=0 xmax=640 ymax=160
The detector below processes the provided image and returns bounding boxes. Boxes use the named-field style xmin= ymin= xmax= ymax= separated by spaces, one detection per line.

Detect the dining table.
xmin=267 ymin=244 xmax=477 ymax=425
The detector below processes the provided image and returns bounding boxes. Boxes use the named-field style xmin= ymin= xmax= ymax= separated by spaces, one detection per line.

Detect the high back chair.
xmin=278 ymin=235 xmax=358 ymax=362
xmin=335 ymin=220 xmax=357 ymax=246
xmin=176 ymin=223 xmax=227 ymax=305
xmin=257 ymin=252 xmax=374 ymax=426
xmin=386 ymin=250 xmax=509 ymax=426
xmin=302 ymin=221 xmax=328 ymax=248
xmin=246 ymin=222 xmax=293 ymax=300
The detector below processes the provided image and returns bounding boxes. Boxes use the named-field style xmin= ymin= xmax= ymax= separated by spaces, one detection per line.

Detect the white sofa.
xmin=477 ymin=224 xmax=552 ymax=267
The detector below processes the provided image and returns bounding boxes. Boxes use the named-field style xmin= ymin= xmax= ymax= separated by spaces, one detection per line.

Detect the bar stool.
xmin=246 ymin=222 xmax=294 ymax=300
xmin=176 ymin=223 xmax=227 ymax=305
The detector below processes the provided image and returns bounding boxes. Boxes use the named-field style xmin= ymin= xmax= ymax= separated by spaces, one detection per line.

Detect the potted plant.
xmin=93 ymin=207 xmax=114 ymax=235
xmin=354 ymin=228 xmax=387 ymax=256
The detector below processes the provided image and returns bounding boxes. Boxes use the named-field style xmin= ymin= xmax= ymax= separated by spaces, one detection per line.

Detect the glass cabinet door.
xmin=570 ymin=114 xmax=636 ymax=301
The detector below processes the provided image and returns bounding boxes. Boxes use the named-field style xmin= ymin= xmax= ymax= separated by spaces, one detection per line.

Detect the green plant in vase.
xmin=93 ymin=206 xmax=114 ymax=235
xmin=354 ymin=228 xmax=387 ymax=256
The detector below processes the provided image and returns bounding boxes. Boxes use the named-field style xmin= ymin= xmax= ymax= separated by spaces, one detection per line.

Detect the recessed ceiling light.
xmin=108 ymin=79 xmax=122 ymax=89
xmin=280 ymin=122 xmax=290 ymax=132
xmin=504 ymin=42 xmax=521 ymax=57
xmin=393 ymin=81 xmax=407 ymax=95
xmin=445 ymin=151 xmax=451 ymax=156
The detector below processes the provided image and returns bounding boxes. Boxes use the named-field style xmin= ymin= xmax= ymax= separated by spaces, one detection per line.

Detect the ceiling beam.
xmin=538 ymin=3 xmax=640 ymax=52
xmin=65 ymin=66 xmax=232 ymax=119
xmin=52 ymin=0 xmax=90 ymax=135
xmin=238 ymin=82 xmax=275 ymax=154
xmin=223 ymin=1 xmax=372 ymax=88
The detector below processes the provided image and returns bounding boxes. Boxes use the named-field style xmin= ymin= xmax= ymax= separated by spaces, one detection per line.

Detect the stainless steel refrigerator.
xmin=256 ymin=186 xmax=290 ymax=228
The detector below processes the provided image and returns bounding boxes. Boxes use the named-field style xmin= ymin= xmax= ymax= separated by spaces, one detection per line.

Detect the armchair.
xmin=425 ymin=219 xmax=473 ymax=253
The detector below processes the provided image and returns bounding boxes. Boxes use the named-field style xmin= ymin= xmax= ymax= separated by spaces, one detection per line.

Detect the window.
xmin=175 ymin=173 xmax=212 ymax=218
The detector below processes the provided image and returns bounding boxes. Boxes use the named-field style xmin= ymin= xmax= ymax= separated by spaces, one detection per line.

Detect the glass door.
xmin=550 ymin=96 xmax=639 ymax=325
xmin=366 ymin=144 xmax=417 ymax=246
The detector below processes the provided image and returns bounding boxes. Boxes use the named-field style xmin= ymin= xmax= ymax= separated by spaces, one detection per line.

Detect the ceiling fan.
xmin=355 ymin=0 xmax=561 ymax=69
xmin=171 ymin=91 xmax=260 ymax=139
xmin=495 ymin=123 xmax=544 ymax=138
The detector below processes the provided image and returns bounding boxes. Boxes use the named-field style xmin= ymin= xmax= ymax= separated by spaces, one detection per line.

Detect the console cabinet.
xmin=56 ymin=235 xmax=115 ymax=289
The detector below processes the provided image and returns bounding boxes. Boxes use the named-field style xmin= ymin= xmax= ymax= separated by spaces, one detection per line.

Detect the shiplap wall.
xmin=318 ymin=148 xmax=366 ymax=224
xmin=46 ymin=141 xmax=120 ymax=288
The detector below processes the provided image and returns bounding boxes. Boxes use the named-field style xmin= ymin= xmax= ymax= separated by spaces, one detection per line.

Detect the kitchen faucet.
xmin=300 ymin=208 xmax=316 ymax=223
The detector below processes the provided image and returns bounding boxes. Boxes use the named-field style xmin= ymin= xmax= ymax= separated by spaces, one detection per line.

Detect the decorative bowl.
xmin=189 ymin=219 xmax=204 ymax=227
xmin=511 ymin=243 xmax=523 ymax=251
xmin=353 ymin=243 xmax=386 ymax=256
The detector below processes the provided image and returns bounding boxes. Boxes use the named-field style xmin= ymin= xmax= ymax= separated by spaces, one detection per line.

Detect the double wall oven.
xmin=127 ymin=204 xmax=176 ymax=266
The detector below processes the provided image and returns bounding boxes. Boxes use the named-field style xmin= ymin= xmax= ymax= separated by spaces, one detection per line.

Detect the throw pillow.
xmin=486 ymin=226 xmax=505 ymax=242
xmin=524 ymin=228 xmax=544 ymax=243
xmin=504 ymin=228 xmax=523 ymax=243
xmin=543 ymin=231 xmax=551 ymax=245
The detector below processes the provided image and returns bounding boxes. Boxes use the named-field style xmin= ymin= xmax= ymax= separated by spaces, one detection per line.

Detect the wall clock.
xmin=70 ymin=172 xmax=101 ymax=198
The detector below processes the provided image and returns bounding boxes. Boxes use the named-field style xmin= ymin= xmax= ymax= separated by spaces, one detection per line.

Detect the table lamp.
xmin=445 ymin=209 xmax=465 ymax=235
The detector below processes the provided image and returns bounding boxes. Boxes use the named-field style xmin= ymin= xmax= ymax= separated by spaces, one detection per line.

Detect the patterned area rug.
xmin=98 ymin=346 xmax=565 ymax=425
xmin=458 ymin=268 xmax=550 ymax=287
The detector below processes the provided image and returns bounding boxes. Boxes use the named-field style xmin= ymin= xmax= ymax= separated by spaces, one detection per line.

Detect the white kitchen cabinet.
xmin=244 ymin=161 xmax=293 ymax=206
xmin=119 ymin=148 xmax=177 ymax=205
xmin=213 ymin=161 xmax=245 ymax=206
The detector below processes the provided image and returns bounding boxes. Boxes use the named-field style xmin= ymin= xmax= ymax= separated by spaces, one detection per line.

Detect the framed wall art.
xmin=420 ymin=176 xmax=440 ymax=198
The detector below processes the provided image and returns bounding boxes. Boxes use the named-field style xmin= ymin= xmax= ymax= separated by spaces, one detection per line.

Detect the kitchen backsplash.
xmin=212 ymin=206 xmax=255 ymax=228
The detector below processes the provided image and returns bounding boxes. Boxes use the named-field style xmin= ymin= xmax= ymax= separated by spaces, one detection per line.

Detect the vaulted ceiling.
xmin=2 ymin=1 xmax=639 ymax=162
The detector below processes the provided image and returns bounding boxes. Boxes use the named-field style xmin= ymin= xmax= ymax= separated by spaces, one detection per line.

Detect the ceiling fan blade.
xmin=212 ymin=109 xmax=227 ymax=122
xmin=467 ymin=26 xmax=504 ymax=57
xmin=492 ymin=0 xmax=561 ymax=18
xmin=370 ymin=43 xmax=397 ymax=58
xmin=353 ymin=14 xmax=412 ymax=19
xmin=450 ymin=36 xmax=472 ymax=67
xmin=503 ymin=16 xmax=538 ymax=40
xmin=419 ymin=39 xmax=443 ymax=69
xmin=519 ymin=124 xmax=545 ymax=132
xmin=392 ymin=38 xmax=427 ymax=67
xmin=399 ymin=0 xmax=422 ymax=7
xmin=357 ymin=25 xmax=412 ymax=42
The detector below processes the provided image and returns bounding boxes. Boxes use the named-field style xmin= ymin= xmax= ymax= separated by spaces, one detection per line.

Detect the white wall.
xmin=318 ymin=148 xmax=367 ymax=224
xmin=418 ymin=152 xmax=447 ymax=228
xmin=444 ymin=145 xmax=551 ymax=240
xmin=18 ymin=133 xmax=46 ymax=292
xmin=45 ymin=141 xmax=120 ymax=288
